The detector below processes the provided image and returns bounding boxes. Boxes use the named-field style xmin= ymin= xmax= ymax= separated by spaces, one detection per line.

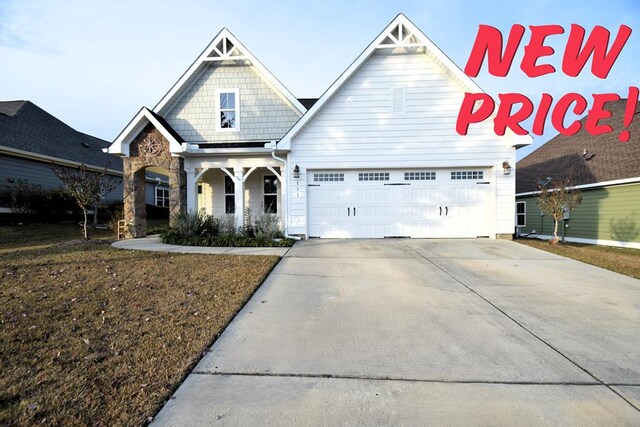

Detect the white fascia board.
xmin=183 ymin=147 xmax=273 ymax=155
xmin=108 ymin=108 xmax=183 ymax=156
xmin=516 ymin=176 xmax=640 ymax=196
xmin=278 ymin=13 xmax=532 ymax=150
xmin=0 ymin=145 xmax=123 ymax=176
xmin=153 ymin=28 xmax=306 ymax=117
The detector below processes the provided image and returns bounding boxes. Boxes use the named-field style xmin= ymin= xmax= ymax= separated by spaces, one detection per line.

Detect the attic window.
xmin=216 ymin=89 xmax=239 ymax=131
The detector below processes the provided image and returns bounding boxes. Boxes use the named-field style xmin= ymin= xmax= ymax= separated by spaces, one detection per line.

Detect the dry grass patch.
xmin=516 ymin=238 xmax=640 ymax=279
xmin=0 ymin=225 xmax=279 ymax=425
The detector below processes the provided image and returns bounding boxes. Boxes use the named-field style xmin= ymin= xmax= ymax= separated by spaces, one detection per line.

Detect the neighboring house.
xmin=516 ymin=99 xmax=640 ymax=248
xmin=107 ymin=14 xmax=531 ymax=238
xmin=0 ymin=100 xmax=168 ymax=213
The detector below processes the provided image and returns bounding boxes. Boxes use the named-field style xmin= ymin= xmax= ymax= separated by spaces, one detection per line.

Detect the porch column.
xmin=234 ymin=167 xmax=245 ymax=229
xmin=168 ymin=157 xmax=186 ymax=226
xmin=186 ymin=170 xmax=197 ymax=213
xmin=123 ymin=161 xmax=147 ymax=238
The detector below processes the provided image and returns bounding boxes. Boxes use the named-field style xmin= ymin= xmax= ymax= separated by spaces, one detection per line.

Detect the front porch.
xmin=186 ymin=157 xmax=285 ymax=230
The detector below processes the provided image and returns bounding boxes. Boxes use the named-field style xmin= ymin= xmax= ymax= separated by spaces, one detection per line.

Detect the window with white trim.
xmin=358 ymin=172 xmax=390 ymax=181
xmin=224 ymin=176 xmax=235 ymax=214
xmin=451 ymin=170 xmax=484 ymax=180
xmin=404 ymin=171 xmax=436 ymax=181
xmin=155 ymin=186 xmax=169 ymax=208
xmin=263 ymin=175 xmax=278 ymax=214
xmin=516 ymin=201 xmax=526 ymax=227
xmin=314 ymin=173 xmax=344 ymax=182
xmin=216 ymin=89 xmax=239 ymax=130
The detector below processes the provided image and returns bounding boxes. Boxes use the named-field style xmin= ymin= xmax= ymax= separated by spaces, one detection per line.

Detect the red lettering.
xmin=532 ymin=93 xmax=554 ymax=135
xmin=494 ymin=93 xmax=534 ymax=135
xmin=521 ymin=25 xmax=564 ymax=77
xmin=456 ymin=93 xmax=495 ymax=135
xmin=585 ymin=93 xmax=621 ymax=135
xmin=551 ymin=93 xmax=587 ymax=135
xmin=464 ymin=24 xmax=525 ymax=77
xmin=563 ymin=24 xmax=632 ymax=78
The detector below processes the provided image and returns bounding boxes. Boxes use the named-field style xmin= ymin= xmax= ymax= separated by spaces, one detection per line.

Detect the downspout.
xmin=270 ymin=141 xmax=301 ymax=241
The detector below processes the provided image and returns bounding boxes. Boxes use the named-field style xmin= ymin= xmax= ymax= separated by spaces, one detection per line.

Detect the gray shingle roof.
xmin=0 ymin=100 xmax=122 ymax=171
xmin=516 ymin=99 xmax=640 ymax=193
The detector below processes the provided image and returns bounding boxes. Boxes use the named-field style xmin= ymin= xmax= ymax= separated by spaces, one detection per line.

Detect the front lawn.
xmin=516 ymin=238 xmax=640 ymax=279
xmin=0 ymin=224 xmax=279 ymax=425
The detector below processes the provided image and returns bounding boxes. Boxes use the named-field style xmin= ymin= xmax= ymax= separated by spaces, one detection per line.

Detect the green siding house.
xmin=516 ymin=99 xmax=640 ymax=249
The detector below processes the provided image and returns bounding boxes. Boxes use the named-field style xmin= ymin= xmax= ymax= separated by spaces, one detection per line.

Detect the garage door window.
xmin=358 ymin=172 xmax=389 ymax=181
xmin=263 ymin=175 xmax=278 ymax=213
xmin=516 ymin=201 xmax=526 ymax=226
xmin=451 ymin=171 xmax=484 ymax=180
xmin=314 ymin=173 xmax=344 ymax=182
xmin=404 ymin=171 xmax=436 ymax=181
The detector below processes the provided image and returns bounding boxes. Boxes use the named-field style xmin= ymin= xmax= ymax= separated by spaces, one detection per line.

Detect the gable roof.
xmin=516 ymin=99 xmax=640 ymax=194
xmin=106 ymin=107 xmax=185 ymax=156
xmin=153 ymin=28 xmax=306 ymax=116
xmin=278 ymin=13 xmax=532 ymax=150
xmin=0 ymin=100 xmax=121 ymax=171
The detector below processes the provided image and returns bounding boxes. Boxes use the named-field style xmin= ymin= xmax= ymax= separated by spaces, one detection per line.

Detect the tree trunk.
xmin=83 ymin=208 xmax=89 ymax=240
xmin=551 ymin=217 xmax=559 ymax=245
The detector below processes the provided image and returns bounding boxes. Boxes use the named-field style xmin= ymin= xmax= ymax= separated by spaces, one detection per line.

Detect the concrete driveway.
xmin=152 ymin=239 xmax=640 ymax=426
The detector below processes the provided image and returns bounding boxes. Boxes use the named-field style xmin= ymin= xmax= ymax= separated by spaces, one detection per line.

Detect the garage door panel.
xmin=308 ymin=169 xmax=492 ymax=238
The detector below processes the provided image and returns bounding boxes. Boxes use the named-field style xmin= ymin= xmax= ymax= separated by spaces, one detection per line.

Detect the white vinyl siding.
xmin=287 ymin=49 xmax=518 ymax=236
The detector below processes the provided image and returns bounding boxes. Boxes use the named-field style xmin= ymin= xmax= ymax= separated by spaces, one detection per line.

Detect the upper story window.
xmin=216 ymin=89 xmax=239 ymax=131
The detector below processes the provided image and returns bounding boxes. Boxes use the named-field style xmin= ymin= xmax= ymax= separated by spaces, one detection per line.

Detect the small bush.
xmin=1 ymin=179 xmax=44 ymax=214
xmin=159 ymin=210 xmax=292 ymax=247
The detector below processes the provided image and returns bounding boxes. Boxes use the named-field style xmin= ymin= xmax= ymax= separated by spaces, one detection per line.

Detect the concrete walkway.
xmin=151 ymin=239 xmax=640 ymax=425
xmin=111 ymin=235 xmax=290 ymax=256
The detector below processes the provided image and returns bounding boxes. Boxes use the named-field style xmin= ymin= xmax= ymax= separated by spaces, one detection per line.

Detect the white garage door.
xmin=308 ymin=169 xmax=493 ymax=238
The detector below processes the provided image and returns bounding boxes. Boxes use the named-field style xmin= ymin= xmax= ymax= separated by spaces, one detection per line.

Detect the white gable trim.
xmin=106 ymin=107 xmax=184 ymax=156
xmin=278 ymin=13 xmax=531 ymax=150
xmin=153 ymin=28 xmax=306 ymax=116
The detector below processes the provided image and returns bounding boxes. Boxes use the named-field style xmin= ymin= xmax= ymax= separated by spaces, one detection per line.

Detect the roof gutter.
xmin=516 ymin=176 xmax=640 ymax=196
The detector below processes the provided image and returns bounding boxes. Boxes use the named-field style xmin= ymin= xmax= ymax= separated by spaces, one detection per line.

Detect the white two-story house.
xmin=107 ymin=14 xmax=530 ymax=239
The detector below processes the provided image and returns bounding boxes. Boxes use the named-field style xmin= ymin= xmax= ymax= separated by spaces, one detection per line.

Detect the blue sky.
xmin=1 ymin=0 xmax=638 ymax=159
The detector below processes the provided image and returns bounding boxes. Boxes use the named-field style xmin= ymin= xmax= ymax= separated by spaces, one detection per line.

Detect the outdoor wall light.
xmin=293 ymin=164 xmax=300 ymax=179
xmin=502 ymin=161 xmax=512 ymax=176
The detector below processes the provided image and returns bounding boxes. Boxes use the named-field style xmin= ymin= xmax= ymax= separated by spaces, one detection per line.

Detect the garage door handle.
xmin=445 ymin=206 xmax=448 ymax=216
xmin=353 ymin=207 xmax=356 ymax=216
xmin=348 ymin=207 xmax=350 ymax=216
xmin=439 ymin=207 xmax=442 ymax=216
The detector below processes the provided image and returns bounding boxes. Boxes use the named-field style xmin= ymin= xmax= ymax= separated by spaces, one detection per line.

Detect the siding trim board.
xmin=516 ymin=176 xmax=640 ymax=196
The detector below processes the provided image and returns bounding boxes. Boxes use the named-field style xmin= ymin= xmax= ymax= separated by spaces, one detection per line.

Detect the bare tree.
xmin=53 ymin=164 xmax=116 ymax=239
xmin=1 ymin=179 xmax=43 ymax=214
xmin=537 ymin=176 xmax=582 ymax=244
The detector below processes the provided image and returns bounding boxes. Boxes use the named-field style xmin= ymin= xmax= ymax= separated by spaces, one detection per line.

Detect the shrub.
xmin=171 ymin=210 xmax=213 ymax=237
xmin=1 ymin=179 xmax=44 ymax=214
xmin=254 ymin=212 xmax=282 ymax=239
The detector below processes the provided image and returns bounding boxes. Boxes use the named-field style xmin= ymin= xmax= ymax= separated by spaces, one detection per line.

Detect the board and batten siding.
xmin=286 ymin=49 xmax=518 ymax=236
xmin=517 ymin=183 xmax=640 ymax=246
xmin=163 ymin=64 xmax=301 ymax=143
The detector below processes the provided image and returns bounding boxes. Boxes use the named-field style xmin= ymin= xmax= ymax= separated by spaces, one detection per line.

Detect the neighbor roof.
xmin=516 ymin=99 xmax=640 ymax=194
xmin=0 ymin=100 xmax=122 ymax=171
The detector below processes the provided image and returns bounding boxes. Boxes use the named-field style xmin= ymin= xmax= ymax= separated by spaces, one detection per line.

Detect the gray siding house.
xmin=0 ymin=100 xmax=166 ymax=212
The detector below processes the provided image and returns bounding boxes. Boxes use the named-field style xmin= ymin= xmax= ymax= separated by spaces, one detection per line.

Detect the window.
xmin=358 ymin=172 xmax=389 ymax=181
xmin=263 ymin=175 xmax=278 ymax=213
xmin=224 ymin=176 xmax=235 ymax=214
xmin=314 ymin=173 xmax=344 ymax=182
xmin=451 ymin=170 xmax=484 ymax=180
xmin=404 ymin=171 xmax=436 ymax=181
xmin=217 ymin=89 xmax=239 ymax=130
xmin=516 ymin=201 xmax=526 ymax=227
xmin=155 ymin=186 xmax=169 ymax=208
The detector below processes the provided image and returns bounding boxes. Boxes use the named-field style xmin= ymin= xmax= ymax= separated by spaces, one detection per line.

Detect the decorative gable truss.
xmin=204 ymin=36 xmax=247 ymax=61
xmin=379 ymin=21 xmax=424 ymax=49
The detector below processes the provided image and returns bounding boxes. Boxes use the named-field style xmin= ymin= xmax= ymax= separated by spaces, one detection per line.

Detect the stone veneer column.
xmin=123 ymin=159 xmax=147 ymax=238
xmin=169 ymin=157 xmax=186 ymax=225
